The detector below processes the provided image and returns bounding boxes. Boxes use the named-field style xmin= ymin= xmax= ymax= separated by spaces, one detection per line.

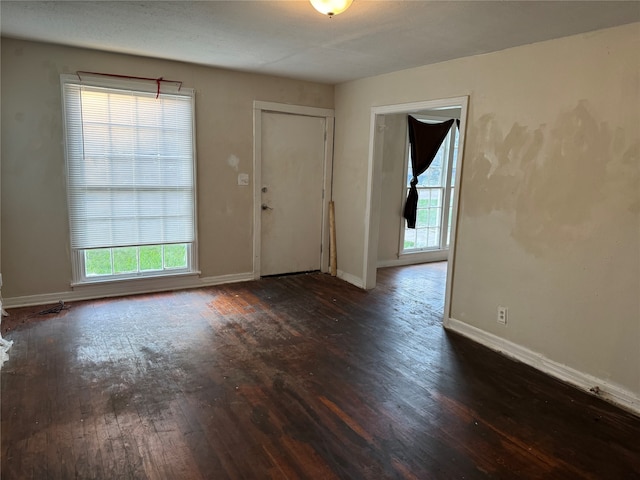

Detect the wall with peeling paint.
xmin=0 ymin=38 xmax=333 ymax=299
xmin=333 ymin=24 xmax=639 ymax=400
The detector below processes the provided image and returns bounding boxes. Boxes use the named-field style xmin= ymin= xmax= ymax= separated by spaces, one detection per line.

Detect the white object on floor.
xmin=0 ymin=299 xmax=12 ymax=368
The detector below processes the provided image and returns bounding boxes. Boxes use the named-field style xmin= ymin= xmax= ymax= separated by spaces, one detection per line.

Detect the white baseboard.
xmin=445 ymin=317 xmax=640 ymax=416
xmin=337 ymin=269 xmax=365 ymax=289
xmin=3 ymin=272 xmax=255 ymax=309
xmin=377 ymin=250 xmax=448 ymax=268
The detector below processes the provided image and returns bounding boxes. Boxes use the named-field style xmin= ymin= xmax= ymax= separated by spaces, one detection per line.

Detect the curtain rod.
xmin=75 ymin=71 xmax=183 ymax=98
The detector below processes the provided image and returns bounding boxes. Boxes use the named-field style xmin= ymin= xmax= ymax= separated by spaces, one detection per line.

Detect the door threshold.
xmin=261 ymin=270 xmax=321 ymax=279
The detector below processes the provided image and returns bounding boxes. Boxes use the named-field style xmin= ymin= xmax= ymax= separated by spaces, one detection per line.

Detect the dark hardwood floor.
xmin=1 ymin=263 xmax=639 ymax=479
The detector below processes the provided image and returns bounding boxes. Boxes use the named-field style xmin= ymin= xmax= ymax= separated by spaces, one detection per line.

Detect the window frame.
xmin=60 ymin=74 xmax=199 ymax=286
xmin=399 ymin=116 xmax=458 ymax=255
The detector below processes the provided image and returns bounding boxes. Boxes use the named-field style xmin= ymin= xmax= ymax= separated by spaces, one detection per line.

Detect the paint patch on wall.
xmin=612 ymin=140 xmax=640 ymax=214
xmin=512 ymin=100 xmax=611 ymax=254
xmin=227 ymin=154 xmax=240 ymax=171
xmin=462 ymin=100 xmax=638 ymax=256
xmin=463 ymin=114 xmax=544 ymax=216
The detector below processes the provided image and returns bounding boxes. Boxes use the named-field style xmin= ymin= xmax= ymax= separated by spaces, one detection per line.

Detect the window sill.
xmin=399 ymin=249 xmax=448 ymax=262
xmin=400 ymin=248 xmax=448 ymax=256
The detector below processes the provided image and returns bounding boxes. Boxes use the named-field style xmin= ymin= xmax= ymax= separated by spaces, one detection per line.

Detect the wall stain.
xmin=614 ymin=140 xmax=640 ymax=213
xmin=462 ymin=100 xmax=638 ymax=256
xmin=227 ymin=154 xmax=240 ymax=171
xmin=513 ymin=101 xmax=611 ymax=254
xmin=42 ymin=59 xmax=60 ymax=86
xmin=464 ymin=114 xmax=544 ymax=217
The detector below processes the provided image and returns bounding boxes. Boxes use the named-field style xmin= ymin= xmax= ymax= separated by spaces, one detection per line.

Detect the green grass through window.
xmin=140 ymin=245 xmax=162 ymax=271
xmin=164 ymin=244 xmax=187 ymax=269
xmin=85 ymin=249 xmax=112 ymax=275
xmin=85 ymin=244 xmax=188 ymax=277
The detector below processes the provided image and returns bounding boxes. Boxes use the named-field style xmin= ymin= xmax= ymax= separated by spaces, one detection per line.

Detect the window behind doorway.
xmin=401 ymin=119 xmax=458 ymax=253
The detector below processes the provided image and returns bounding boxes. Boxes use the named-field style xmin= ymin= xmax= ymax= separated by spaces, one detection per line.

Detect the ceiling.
xmin=1 ymin=1 xmax=638 ymax=85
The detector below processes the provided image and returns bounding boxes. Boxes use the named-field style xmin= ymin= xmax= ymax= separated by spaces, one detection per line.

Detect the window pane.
xmin=416 ymin=228 xmax=428 ymax=249
xmin=82 ymin=243 xmax=189 ymax=280
xmin=402 ymin=120 xmax=458 ymax=255
xmin=415 ymin=137 xmax=447 ymax=187
xmin=64 ymin=76 xmax=197 ymax=284
xmin=65 ymin=81 xmax=195 ymax=250
xmin=416 ymin=207 xmax=429 ymax=226
xmin=417 ymin=188 xmax=442 ymax=229
xmin=85 ymin=249 xmax=112 ymax=276
xmin=113 ymin=247 xmax=138 ymax=274
xmin=426 ymin=228 xmax=436 ymax=247
xmin=428 ymin=207 xmax=440 ymax=227
xmin=140 ymin=245 xmax=162 ymax=271
xmin=404 ymin=228 xmax=417 ymax=250
xmin=405 ymin=187 xmax=442 ymax=249
xmin=164 ymin=244 xmax=187 ymax=269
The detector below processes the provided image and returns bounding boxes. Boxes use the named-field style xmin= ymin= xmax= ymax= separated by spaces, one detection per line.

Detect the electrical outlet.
xmin=497 ymin=306 xmax=508 ymax=325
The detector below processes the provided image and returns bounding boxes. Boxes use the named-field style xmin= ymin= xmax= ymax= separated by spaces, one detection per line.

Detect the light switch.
xmin=237 ymin=173 xmax=249 ymax=186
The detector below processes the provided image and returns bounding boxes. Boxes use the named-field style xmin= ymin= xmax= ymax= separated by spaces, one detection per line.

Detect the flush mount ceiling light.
xmin=309 ymin=0 xmax=353 ymax=17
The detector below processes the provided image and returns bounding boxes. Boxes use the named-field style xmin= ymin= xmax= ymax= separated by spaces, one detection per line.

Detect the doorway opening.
xmin=362 ymin=97 xmax=469 ymax=324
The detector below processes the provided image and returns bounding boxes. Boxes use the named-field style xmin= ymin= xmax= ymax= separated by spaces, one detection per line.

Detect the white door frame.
xmin=362 ymin=96 xmax=469 ymax=325
xmin=253 ymin=101 xmax=335 ymax=279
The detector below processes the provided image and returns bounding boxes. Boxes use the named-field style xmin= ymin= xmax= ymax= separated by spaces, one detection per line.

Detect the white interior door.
xmin=260 ymin=111 xmax=326 ymax=276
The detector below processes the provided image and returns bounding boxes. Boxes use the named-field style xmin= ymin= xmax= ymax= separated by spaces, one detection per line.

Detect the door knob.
xmin=261 ymin=203 xmax=272 ymax=210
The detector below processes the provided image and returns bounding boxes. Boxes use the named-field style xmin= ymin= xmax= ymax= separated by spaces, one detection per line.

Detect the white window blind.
xmin=62 ymin=79 xmax=195 ymax=250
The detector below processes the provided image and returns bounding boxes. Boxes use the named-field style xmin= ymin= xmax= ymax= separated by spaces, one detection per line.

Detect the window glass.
xmin=62 ymin=75 xmax=196 ymax=283
xmin=402 ymin=121 xmax=457 ymax=254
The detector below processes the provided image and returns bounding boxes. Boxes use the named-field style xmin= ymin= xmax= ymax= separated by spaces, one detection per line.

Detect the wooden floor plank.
xmin=2 ymin=263 xmax=639 ymax=479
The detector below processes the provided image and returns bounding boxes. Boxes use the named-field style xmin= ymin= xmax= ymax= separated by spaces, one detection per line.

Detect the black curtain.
xmin=403 ymin=116 xmax=455 ymax=228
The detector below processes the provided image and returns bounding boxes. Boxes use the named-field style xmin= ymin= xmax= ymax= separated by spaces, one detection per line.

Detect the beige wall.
xmin=333 ymin=24 xmax=640 ymax=398
xmin=0 ymin=38 xmax=333 ymax=298
xmin=377 ymin=114 xmax=406 ymax=264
